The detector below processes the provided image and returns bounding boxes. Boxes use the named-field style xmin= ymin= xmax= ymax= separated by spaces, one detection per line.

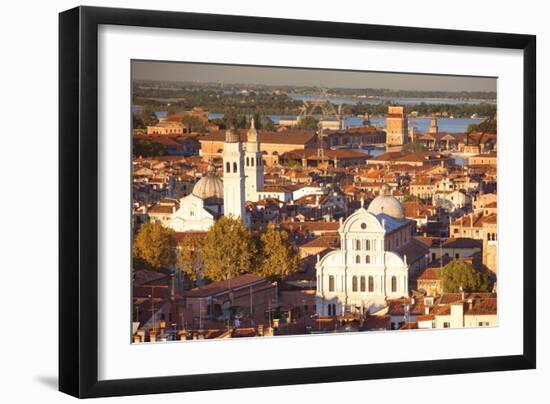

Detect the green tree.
xmin=133 ymin=113 xmax=145 ymax=129
xmin=251 ymin=112 xmax=275 ymax=131
xmin=440 ymin=260 xmax=490 ymax=293
xmin=402 ymin=142 xmax=428 ymax=153
xmin=467 ymin=116 xmax=497 ymax=134
xmin=166 ymin=105 xmax=180 ymax=115
xmin=132 ymin=222 xmax=176 ymax=271
xmin=176 ymin=234 xmax=204 ymax=283
xmin=223 ymin=109 xmax=248 ymax=129
xmin=180 ymin=115 xmax=207 ymax=134
xmin=201 ymin=216 xmax=257 ymax=281
xmin=132 ymin=140 xmax=166 ymax=158
xmin=402 ymin=194 xmax=420 ymax=203
xmin=296 ymin=116 xmax=319 ymax=130
xmin=137 ymin=107 xmax=158 ymax=127
xmin=256 ymin=223 xmax=300 ymax=280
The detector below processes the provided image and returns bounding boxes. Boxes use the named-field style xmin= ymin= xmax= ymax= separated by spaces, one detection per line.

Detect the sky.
xmin=132 ymin=60 xmax=496 ymax=93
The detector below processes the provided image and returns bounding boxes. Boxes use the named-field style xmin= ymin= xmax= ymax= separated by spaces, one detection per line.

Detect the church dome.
xmin=192 ymin=161 xmax=223 ymax=201
xmin=367 ymin=184 xmax=405 ymax=219
xmin=225 ymin=127 xmax=239 ymax=143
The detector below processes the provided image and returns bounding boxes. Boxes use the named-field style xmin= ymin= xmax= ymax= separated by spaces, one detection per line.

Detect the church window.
xmin=360 ymin=276 xmax=366 ymax=292
xmin=355 ymin=255 xmax=361 ymax=264
xmin=226 ymin=162 xmax=230 ymax=173
xmin=355 ymin=239 xmax=361 ymax=250
xmin=368 ymin=276 xmax=374 ymax=292
xmin=251 ymin=157 xmax=254 ymax=166
xmin=328 ymin=276 xmax=335 ymax=292
xmin=391 ymin=276 xmax=397 ymax=292
xmin=352 ymin=276 xmax=358 ymax=292
xmin=246 ymin=157 xmax=249 ymax=166
xmin=361 ymin=222 xmax=367 ymax=230
xmin=366 ymin=239 xmax=371 ymax=250
xmin=365 ymin=255 xmax=370 ymax=264
xmin=233 ymin=162 xmax=237 ymax=173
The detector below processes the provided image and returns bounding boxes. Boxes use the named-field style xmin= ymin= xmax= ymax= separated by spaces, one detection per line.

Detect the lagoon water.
xmin=133 ymin=103 xmax=483 ymax=134
xmin=206 ymin=113 xmax=481 ymax=134
xmin=287 ymin=93 xmax=496 ymax=106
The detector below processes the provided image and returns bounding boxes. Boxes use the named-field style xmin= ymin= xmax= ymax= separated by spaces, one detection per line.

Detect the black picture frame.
xmin=59 ymin=5 xmax=536 ymax=398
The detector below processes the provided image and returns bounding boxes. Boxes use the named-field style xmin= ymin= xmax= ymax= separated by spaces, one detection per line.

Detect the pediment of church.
xmin=340 ymin=208 xmax=384 ymax=235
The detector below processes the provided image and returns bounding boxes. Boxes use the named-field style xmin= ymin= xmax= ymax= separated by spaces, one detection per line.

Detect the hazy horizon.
xmin=132 ymin=60 xmax=497 ymax=93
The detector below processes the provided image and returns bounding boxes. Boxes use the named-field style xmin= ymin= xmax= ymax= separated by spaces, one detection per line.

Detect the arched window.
xmin=233 ymin=162 xmax=237 ymax=173
xmin=355 ymin=239 xmax=361 ymax=250
xmin=391 ymin=276 xmax=397 ymax=292
xmin=365 ymin=255 xmax=370 ymax=264
xmin=225 ymin=162 xmax=230 ymax=173
xmin=355 ymin=255 xmax=361 ymax=264
xmin=366 ymin=239 xmax=371 ymax=250
xmin=368 ymin=276 xmax=374 ymax=292
xmin=328 ymin=275 xmax=335 ymax=292
xmin=352 ymin=276 xmax=358 ymax=292
xmin=360 ymin=276 xmax=366 ymax=292
xmin=246 ymin=157 xmax=249 ymax=166
xmin=251 ymin=157 xmax=254 ymax=166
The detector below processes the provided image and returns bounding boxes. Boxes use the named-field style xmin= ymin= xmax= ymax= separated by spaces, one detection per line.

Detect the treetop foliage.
xmin=440 ymin=260 xmax=490 ymax=293
xmin=132 ymin=222 xmax=176 ymax=271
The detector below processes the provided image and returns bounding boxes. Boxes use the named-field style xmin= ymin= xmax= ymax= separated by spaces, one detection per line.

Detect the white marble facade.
xmin=316 ymin=190 xmax=414 ymax=316
xmin=169 ymin=194 xmax=216 ymax=232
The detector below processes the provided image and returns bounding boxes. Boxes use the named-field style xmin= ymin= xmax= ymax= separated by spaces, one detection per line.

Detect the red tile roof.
xmin=200 ymin=130 xmax=316 ymax=145
xmin=182 ymin=274 xmax=270 ymax=298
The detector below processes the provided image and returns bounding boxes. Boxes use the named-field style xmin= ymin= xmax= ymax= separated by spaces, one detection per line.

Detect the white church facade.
xmin=315 ymin=185 xmax=415 ymax=316
xmin=168 ymin=119 xmax=265 ymax=232
xmin=169 ymin=161 xmax=223 ymax=232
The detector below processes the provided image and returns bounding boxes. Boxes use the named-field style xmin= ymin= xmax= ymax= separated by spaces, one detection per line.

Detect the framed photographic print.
xmin=59 ymin=6 xmax=536 ymax=398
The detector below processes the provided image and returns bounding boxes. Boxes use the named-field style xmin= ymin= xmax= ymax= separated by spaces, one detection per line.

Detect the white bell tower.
xmin=222 ymin=127 xmax=247 ymax=224
xmin=244 ymin=118 xmax=264 ymax=202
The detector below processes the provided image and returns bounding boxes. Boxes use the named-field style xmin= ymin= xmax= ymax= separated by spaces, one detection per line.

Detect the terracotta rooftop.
xmin=282 ymin=148 xmax=368 ymax=160
xmin=451 ymin=213 xmax=497 ymax=227
xmin=417 ymin=268 xmax=441 ymax=281
xmin=465 ymin=297 xmax=497 ymax=315
xmin=182 ymin=274 xmax=271 ymax=298
xmin=280 ymin=221 xmax=340 ymax=234
xmin=200 ymin=129 xmax=316 ymax=145
xmin=299 ymin=234 xmax=340 ymax=249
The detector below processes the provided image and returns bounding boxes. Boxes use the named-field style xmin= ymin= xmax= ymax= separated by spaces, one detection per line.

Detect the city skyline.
xmin=132 ymin=60 xmax=497 ymax=93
